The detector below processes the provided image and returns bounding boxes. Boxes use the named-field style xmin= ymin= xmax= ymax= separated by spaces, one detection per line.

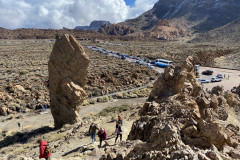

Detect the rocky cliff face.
xmin=48 ymin=34 xmax=89 ymax=128
xmin=139 ymin=19 xmax=187 ymax=40
xmin=100 ymin=57 xmax=240 ymax=159
xmin=123 ymin=0 xmax=240 ymax=33
xmin=74 ymin=20 xmax=111 ymax=31
xmin=98 ymin=24 xmax=135 ymax=35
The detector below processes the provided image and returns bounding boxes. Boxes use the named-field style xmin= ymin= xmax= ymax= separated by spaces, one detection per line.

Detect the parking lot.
xmin=199 ymin=67 xmax=240 ymax=91
xmin=84 ymin=45 xmax=240 ymax=92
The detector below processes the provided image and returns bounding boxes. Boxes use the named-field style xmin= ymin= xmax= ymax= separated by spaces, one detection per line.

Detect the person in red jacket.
xmin=97 ymin=128 xmax=107 ymax=148
xmin=38 ymin=138 xmax=52 ymax=160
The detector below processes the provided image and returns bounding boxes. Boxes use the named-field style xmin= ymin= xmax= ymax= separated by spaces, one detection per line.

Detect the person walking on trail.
xmin=89 ymin=122 xmax=99 ymax=143
xmin=118 ymin=115 xmax=123 ymax=126
xmin=97 ymin=128 xmax=107 ymax=148
xmin=38 ymin=138 xmax=51 ymax=160
xmin=115 ymin=121 xmax=122 ymax=144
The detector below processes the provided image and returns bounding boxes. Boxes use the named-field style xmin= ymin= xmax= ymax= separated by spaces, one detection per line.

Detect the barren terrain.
xmin=0 ymin=39 xmax=158 ymax=115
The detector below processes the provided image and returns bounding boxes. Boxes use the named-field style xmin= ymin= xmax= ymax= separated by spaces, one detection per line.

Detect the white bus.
xmin=155 ymin=59 xmax=173 ymax=68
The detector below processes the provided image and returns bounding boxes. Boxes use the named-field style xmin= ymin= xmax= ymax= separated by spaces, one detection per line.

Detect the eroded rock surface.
xmin=139 ymin=19 xmax=187 ymax=40
xmin=98 ymin=24 xmax=135 ymax=35
xmin=232 ymin=84 xmax=240 ymax=97
xmin=101 ymin=56 xmax=240 ymax=159
xmin=48 ymin=34 xmax=89 ymax=128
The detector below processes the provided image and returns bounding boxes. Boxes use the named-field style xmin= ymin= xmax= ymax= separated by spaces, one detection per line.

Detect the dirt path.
xmin=0 ymin=97 xmax=147 ymax=132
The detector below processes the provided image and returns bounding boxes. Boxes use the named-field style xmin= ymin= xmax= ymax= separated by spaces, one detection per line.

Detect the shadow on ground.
xmin=62 ymin=143 xmax=94 ymax=157
xmin=0 ymin=126 xmax=56 ymax=148
xmin=62 ymin=136 xmax=116 ymax=157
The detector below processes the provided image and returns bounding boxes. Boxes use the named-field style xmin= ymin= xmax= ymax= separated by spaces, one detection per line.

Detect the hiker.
xmin=38 ymin=138 xmax=51 ymax=160
xmin=97 ymin=128 xmax=107 ymax=148
xmin=41 ymin=105 xmax=45 ymax=110
xmin=115 ymin=121 xmax=122 ymax=144
xmin=118 ymin=115 xmax=123 ymax=126
xmin=89 ymin=122 xmax=99 ymax=143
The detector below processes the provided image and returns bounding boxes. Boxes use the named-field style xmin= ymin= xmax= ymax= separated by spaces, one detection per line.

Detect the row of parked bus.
xmin=83 ymin=45 xmax=173 ymax=68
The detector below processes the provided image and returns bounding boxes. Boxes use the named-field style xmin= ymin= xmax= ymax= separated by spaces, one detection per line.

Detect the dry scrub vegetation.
xmin=0 ymin=39 xmax=158 ymax=115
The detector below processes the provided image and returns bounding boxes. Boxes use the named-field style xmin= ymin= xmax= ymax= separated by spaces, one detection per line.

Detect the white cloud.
xmin=0 ymin=0 xmax=158 ymax=29
xmin=129 ymin=0 xmax=159 ymax=18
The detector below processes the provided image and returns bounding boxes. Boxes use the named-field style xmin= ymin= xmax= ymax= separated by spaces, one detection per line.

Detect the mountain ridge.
xmin=121 ymin=0 xmax=240 ymax=33
xmin=74 ymin=20 xmax=111 ymax=31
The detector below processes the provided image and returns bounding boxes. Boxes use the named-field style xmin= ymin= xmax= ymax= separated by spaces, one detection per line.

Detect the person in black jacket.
xmin=115 ymin=121 xmax=122 ymax=144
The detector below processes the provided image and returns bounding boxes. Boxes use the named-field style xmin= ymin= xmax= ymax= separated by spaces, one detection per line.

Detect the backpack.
xmin=44 ymin=144 xmax=51 ymax=155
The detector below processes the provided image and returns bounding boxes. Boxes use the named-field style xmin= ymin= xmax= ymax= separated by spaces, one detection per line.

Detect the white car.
xmin=211 ymin=77 xmax=221 ymax=82
xmin=198 ymin=78 xmax=210 ymax=83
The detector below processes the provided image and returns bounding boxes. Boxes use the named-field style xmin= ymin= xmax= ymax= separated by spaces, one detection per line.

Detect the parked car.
xmin=147 ymin=64 xmax=153 ymax=68
xmin=202 ymin=70 xmax=213 ymax=75
xmin=146 ymin=60 xmax=151 ymax=63
xmin=121 ymin=55 xmax=126 ymax=60
xmin=211 ymin=77 xmax=221 ymax=82
xmin=198 ymin=78 xmax=210 ymax=83
xmin=216 ymin=74 xmax=223 ymax=79
xmin=150 ymin=61 xmax=155 ymax=64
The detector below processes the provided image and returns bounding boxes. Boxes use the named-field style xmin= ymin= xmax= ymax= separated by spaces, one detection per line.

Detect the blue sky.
xmin=124 ymin=0 xmax=135 ymax=7
xmin=0 ymin=0 xmax=158 ymax=29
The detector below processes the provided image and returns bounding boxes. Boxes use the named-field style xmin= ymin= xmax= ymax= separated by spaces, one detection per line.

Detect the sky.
xmin=0 ymin=0 xmax=158 ymax=29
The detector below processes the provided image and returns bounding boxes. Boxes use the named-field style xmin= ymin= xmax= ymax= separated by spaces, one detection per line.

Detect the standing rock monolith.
xmin=48 ymin=34 xmax=89 ymax=128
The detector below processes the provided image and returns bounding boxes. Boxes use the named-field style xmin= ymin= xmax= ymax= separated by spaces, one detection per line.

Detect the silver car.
xmin=211 ymin=77 xmax=221 ymax=82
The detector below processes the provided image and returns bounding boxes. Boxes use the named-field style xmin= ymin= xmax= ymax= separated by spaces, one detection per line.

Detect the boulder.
xmin=0 ymin=106 xmax=11 ymax=115
xmin=231 ymin=84 xmax=240 ymax=97
xmin=48 ymin=34 xmax=89 ymax=128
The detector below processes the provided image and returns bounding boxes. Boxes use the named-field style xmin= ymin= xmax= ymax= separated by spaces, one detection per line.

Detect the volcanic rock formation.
xmin=232 ymin=84 xmax=240 ymax=97
xmin=48 ymin=34 xmax=89 ymax=128
xmin=98 ymin=24 xmax=135 ymax=35
xmin=100 ymin=56 xmax=240 ymax=159
xmin=139 ymin=19 xmax=186 ymax=40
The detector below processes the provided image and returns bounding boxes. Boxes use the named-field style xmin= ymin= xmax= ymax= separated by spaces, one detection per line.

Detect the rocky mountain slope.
xmin=122 ymin=0 xmax=240 ymax=33
xmin=0 ymin=28 xmax=141 ymax=41
xmin=192 ymin=17 xmax=240 ymax=44
xmin=98 ymin=24 xmax=135 ymax=35
xmin=74 ymin=20 xmax=111 ymax=31
xmin=138 ymin=19 xmax=187 ymax=40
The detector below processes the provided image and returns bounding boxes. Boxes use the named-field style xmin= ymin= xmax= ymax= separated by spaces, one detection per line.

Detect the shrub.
xmin=89 ymin=99 xmax=97 ymax=104
xmin=97 ymin=97 xmax=104 ymax=103
xmin=19 ymin=70 xmax=29 ymax=75
xmin=97 ymin=104 xmax=130 ymax=117
xmin=82 ymin=100 xmax=89 ymax=106
xmin=196 ymin=71 xmax=199 ymax=77
xmin=102 ymin=96 xmax=109 ymax=102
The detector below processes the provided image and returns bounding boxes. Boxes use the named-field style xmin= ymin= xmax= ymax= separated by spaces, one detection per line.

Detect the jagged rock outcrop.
xmin=139 ymin=19 xmax=187 ymax=40
xmin=74 ymin=20 xmax=111 ymax=31
xmin=98 ymin=24 xmax=135 ymax=35
xmin=48 ymin=34 xmax=90 ymax=128
xmin=232 ymin=84 xmax=240 ymax=97
xmin=101 ymin=56 xmax=240 ymax=159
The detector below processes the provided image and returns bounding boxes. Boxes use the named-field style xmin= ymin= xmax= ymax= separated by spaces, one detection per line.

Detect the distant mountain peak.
xmin=74 ymin=20 xmax=111 ymax=31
